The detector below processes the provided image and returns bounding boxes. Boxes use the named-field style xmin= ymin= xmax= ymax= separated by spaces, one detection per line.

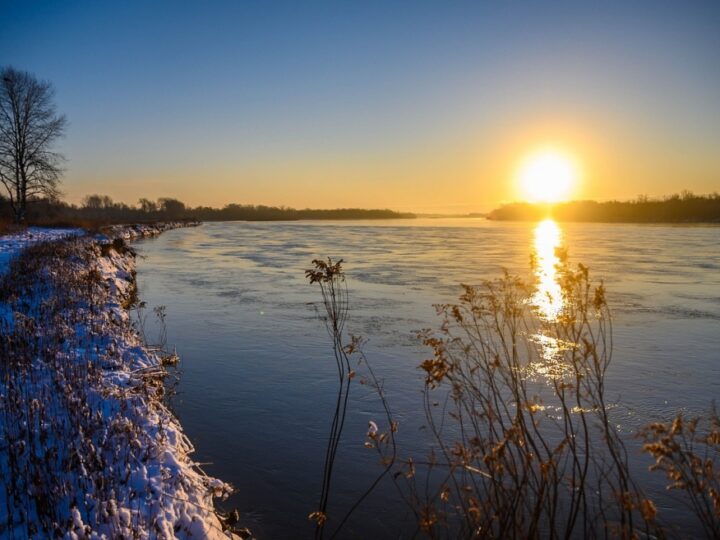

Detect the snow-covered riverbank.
xmin=0 ymin=222 xmax=240 ymax=538
xmin=0 ymin=227 xmax=83 ymax=273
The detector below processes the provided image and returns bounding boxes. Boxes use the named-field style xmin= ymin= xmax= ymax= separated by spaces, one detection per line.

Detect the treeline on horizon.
xmin=0 ymin=194 xmax=415 ymax=226
xmin=488 ymin=191 xmax=720 ymax=223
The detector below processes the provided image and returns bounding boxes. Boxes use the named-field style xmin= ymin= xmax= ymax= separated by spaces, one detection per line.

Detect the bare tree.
xmin=83 ymin=194 xmax=113 ymax=210
xmin=158 ymin=197 xmax=186 ymax=218
xmin=138 ymin=197 xmax=157 ymax=214
xmin=0 ymin=66 xmax=67 ymax=223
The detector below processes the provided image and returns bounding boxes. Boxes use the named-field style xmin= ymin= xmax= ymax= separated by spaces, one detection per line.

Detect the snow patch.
xmin=0 ymin=227 xmax=82 ymax=274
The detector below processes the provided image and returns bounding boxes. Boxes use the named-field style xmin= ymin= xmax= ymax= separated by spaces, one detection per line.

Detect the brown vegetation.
xmin=306 ymin=258 xmax=397 ymax=539
xmin=401 ymin=258 xmax=655 ymax=538
xmin=642 ymin=411 xmax=720 ymax=538
xmin=309 ymin=254 xmax=720 ymax=538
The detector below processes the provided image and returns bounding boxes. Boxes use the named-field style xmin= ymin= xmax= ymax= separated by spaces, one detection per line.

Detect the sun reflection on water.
xmin=532 ymin=219 xmax=563 ymax=322
xmin=529 ymin=219 xmax=570 ymax=377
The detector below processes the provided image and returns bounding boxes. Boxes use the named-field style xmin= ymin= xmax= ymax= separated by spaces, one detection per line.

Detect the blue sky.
xmin=2 ymin=0 xmax=719 ymax=211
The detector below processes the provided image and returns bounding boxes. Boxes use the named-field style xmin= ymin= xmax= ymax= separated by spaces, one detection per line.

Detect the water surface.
xmin=135 ymin=219 xmax=720 ymax=538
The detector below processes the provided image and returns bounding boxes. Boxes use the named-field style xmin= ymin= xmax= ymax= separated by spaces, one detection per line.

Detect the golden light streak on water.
xmin=527 ymin=219 xmax=572 ymax=378
xmin=532 ymin=218 xmax=563 ymax=322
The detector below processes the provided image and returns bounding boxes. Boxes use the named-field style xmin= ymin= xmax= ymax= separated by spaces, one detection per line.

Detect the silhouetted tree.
xmin=0 ymin=67 xmax=67 ymax=223
xmin=488 ymin=192 xmax=720 ymax=223
xmin=138 ymin=197 xmax=157 ymax=213
xmin=83 ymin=194 xmax=114 ymax=210
xmin=10 ymin=193 xmax=415 ymax=225
xmin=158 ymin=197 xmax=185 ymax=218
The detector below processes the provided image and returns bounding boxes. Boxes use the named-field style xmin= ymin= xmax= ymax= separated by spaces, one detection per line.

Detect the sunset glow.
xmin=518 ymin=150 xmax=578 ymax=203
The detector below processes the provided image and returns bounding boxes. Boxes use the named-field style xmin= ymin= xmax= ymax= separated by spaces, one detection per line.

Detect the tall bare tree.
xmin=0 ymin=66 xmax=67 ymax=223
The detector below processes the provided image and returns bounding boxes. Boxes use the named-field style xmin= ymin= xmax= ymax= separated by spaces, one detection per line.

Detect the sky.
xmin=2 ymin=0 xmax=719 ymax=213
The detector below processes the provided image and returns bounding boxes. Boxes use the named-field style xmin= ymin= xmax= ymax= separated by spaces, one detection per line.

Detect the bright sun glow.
xmin=518 ymin=149 xmax=578 ymax=203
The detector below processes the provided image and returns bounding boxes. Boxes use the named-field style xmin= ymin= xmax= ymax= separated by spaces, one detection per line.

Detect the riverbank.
xmin=0 ymin=222 xmax=241 ymax=538
xmin=488 ymin=195 xmax=720 ymax=223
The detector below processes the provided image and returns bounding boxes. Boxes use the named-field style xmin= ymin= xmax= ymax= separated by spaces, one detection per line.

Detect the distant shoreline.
xmin=12 ymin=199 xmax=417 ymax=226
xmin=488 ymin=194 xmax=720 ymax=224
xmin=11 ymin=192 xmax=720 ymax=227
xmin=489 ymin=217 xmax=720 ymax=224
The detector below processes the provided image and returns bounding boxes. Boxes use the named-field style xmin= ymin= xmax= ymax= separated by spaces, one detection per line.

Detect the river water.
xmin=134 ymin=219 xmax=719 ymax=538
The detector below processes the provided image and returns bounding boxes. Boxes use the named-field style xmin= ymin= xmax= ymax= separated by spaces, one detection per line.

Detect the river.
xmin=135 ymin=219 xmax=720 ymax=538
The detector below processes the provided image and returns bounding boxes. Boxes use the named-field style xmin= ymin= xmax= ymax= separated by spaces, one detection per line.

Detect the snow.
xmin=0 ymin=227 xmax=83 ymax=274
xmin=0 ymin=222 xmax=240 ymax=538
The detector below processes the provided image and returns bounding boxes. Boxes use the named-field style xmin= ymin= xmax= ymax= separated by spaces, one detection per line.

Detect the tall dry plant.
xmin=642 ymin=410 xmax=720 ymax=538
xmin=396 ymin=253 xmax=659 ymax=539
xmin=306 ymin=258 xmax=397 ymax=539
xmin=306 ymin=258 xmax=351 ymax=539
xmin=308 ymin=250 xmax=720 ymax=538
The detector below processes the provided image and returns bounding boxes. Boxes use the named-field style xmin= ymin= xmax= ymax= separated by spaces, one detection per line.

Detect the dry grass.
xmin=306 ymin=254 xmax=720 ymax=538
xmin=394 ymin=258 xmax=656 ymax=539
xmin=642 ymin=410 xmax=720 ymax=537
xmin=0 ymin=219 xmax=25 ymax=236
xmin=29 ymin=216 xmax=110 ymax=231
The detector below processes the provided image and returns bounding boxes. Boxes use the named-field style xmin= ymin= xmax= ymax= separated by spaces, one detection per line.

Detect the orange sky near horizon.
xmin=62 ymin=114 xmax=719 ymax=213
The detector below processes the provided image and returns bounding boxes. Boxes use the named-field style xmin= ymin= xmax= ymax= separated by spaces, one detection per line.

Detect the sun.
xmin=517 ymin=149 xmax=578 ymax=203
